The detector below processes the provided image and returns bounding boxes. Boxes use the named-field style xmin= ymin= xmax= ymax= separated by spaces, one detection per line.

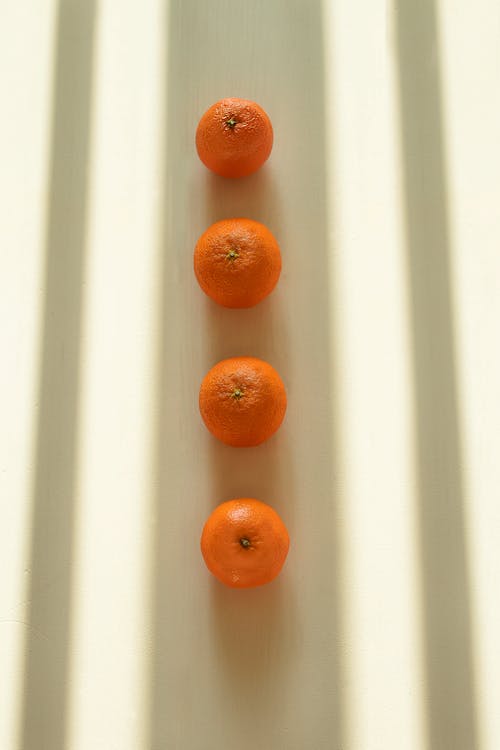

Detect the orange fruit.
xmin=194 ymin=218 xmax=281 ymax=308
xmin=201 ymin=498 xmax=290 ymax=588
xmin=196 ymin=98 xmax=273 ymax=178
xmin=199 ymin=357 xmax=287 ymax=447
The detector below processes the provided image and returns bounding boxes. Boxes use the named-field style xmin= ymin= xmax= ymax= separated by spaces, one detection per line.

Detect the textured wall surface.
xmin=1 ymin=1 xmax=499 ymax=749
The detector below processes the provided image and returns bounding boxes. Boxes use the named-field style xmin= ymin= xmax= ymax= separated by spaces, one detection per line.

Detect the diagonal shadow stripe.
xmin=395 ymin=1 xmax=478 ymax=747
xmin=150 ymin=0 xmax=343 ymax=748
xmin=18 ymin=1 xmax=97 ymax=749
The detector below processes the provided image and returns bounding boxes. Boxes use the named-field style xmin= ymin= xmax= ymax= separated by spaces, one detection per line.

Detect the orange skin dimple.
xmin=199 ymin=357 xmax=287 ymax=447
xmin=194 ymin=218 xmax=282 ymax=308
xmin=196 ymin=98 xmax=274 ymax=178
xmin=200 ymin=498 xmax=290 ymax=588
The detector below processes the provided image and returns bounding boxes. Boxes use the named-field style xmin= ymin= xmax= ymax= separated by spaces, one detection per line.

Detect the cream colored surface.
xmin=1 ymin=1 xmax=499 ymax=749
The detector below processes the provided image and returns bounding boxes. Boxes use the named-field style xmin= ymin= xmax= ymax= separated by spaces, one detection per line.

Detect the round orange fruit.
xmin=194 ymin=218 xmax=281 ymax=308
xmin=199 ymin=357 xmax=287 ymax=447
xmin=196 ymin=97 xmax=273 ymax=178
xmin=201 ymin=498 xmax=290 ymax=588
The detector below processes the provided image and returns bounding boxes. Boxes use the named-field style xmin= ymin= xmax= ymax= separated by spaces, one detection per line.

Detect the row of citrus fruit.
xmin=195 ymin=98 xmax=290 ymax=588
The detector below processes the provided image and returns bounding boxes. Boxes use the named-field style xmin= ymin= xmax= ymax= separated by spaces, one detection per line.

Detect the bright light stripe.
xmin=66 ymin=2 xmax=164 ymax=749
xmin=0 ymin=3 xmax=59 ymax=749
xmin=438 ymin=2 xmax=500 ymax=748
xmin=324 ymin=1 xmax=426 ymax=747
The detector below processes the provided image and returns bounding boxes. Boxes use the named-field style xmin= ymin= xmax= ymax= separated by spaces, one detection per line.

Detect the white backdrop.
xmin=1 ymin=1 xmax=499 ymax=749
